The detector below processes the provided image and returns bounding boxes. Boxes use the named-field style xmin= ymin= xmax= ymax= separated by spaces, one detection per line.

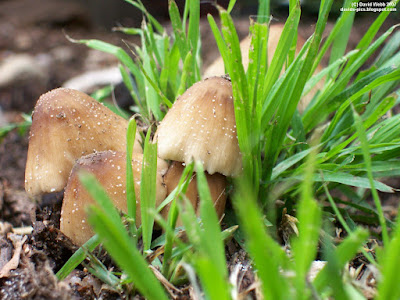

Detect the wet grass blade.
xmin=194 ymin=257 xmax=230 ymax=300
xmin=177 ymin=51 xmax=193 ymax=96
xmin=303 ymin=50 xmax=358 ymax=97
xmin=377 ymin=206 xmax=400 ymax=300
xmin=56 ymin=235 xmax=101 ymax=280
xmin=247 ymin=22 xmax=269 ymax=114
xmin=187 ymin=0 xmax=200 ymax=82
xmin=375 ymin=30 xmax=400 ymax=67
xmin=327 ymin=0 xmax=355 ymax=79
xmin=312 ymin=0 xmax=359 ymax=73
xmin=87 ymin=205 xmax=169 ymax=299
xmin=124 ymin=0 xmax=164 ymax=33
xmin=323 ymin=183 xmax=376 ymax=264
xmin=261 ymin=2 xmax=301 ymax=101
xmin=257 ymin=0 xmax=269 ymax=23
xmin=178 ymin=162 xmax=231 ymax=299
xmin=292 ymin=143 xmax=322 ymax=299
xmin=291 ymin=170 xmax=395 ymax=193
xmin=345 ymin=0 xmax=399 ymax=67
xmin=162 ymin=163 xmax=194 ymax=277
xmin=119 ymin=64 xmax=145 ymax=114
xmin=140 ymin=129 xmax=158 ymax=251
xmin=67 ymin=38 xmax=144 ymax=93
xmin=140 ymin=30 xmax=163 ymax=120
xmin=352 ymin=107 xmax=389 ymax=246
xmin=78 ymin=171 xmax=168 ymax=298
xmin=207 ymin=15 xmax=229 ymax=74
xmin=313 ymin=228 xmax=369 ymax=293
xmin=84 ymin=252 xmax=121 ymax=288
xmin=233 ymin=179 xmax=289 ymax=300
xmin=126 ymin=117 xmax=138 ymax=237
xmin=271 ymin=147 xmax=315 ymax=180
xmin=169 ymin=0 xmax=188 ymax=62
xmin=196 ymin=162 xmax=227 ymax=277
xmin=218 ymin=7 xmax=258 ymax=186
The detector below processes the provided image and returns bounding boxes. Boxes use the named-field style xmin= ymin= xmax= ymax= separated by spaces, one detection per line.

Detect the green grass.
xmin=28 ymin=0 xmax=400 ymax=298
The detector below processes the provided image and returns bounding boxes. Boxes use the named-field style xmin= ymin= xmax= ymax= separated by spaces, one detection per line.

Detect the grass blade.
xmin=140 ymin=130 xmax=158 ymax=251
xmin=292 ymin=142 xmax=322 ymax=299
xmin=377 ymin=207 xmax=400 ymax=300
xmin=56 ymin=235 xmax=101 ymax=280
xmin=169 ymin=0 xmax=188 ymax=62
xmin=352 ymin=107 xmax=389 ymax=245
xmin=313 ymin=228 xmax=369 ymax=292
xmin=87 ymin=205 xmax=168 ymax=299
xmin=233 ymin=179 xmax=289 ymax=300
xmin=196 ymin=161 xmax=227 ymax=276
xmin=126 ymin=117 xmax=138 ymax=237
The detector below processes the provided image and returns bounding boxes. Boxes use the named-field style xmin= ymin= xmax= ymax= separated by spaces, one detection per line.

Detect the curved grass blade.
xmin=126 ymin=117 xmax=138 ymax=238
xmin=87 ymin=205 xmax=169 ymax=299
xmin=352 ymin=107 xmax=389 ymax=245
xmin=233 ymin=179 xmax=289 ymax=300
xmin=56 ymin=235 xmax=101 ymax=280
xmin=140 ymin=129 xmax=158 ymax=251
xmin=377 ymin=207 xmax=400 ymax=300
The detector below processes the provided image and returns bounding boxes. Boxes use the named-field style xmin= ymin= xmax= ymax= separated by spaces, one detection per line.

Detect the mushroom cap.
xmin=161 ymin=161 xmax=227 ymax=226
xmin=25 ymin=88 xmax=142 ymax=196
xmin=60 ymin=150 xmax=168 ymax=246
xmin=156 ymin=77 xmax=242 ymax=176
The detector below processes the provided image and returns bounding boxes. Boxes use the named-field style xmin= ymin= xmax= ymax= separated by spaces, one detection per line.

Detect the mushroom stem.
xmin=60 ymin=151 xmax=168 ymax=246
xmin=161 ymin=161 xmax=227 ymax=226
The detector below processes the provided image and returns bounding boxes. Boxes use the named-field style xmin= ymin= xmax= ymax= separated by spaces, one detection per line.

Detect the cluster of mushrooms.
xmin=25 ymin=76 xmax=242 ymax=246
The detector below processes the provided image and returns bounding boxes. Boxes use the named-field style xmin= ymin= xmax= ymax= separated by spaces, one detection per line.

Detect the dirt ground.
xmin=0 ymin=0 xmax=399 ymax=298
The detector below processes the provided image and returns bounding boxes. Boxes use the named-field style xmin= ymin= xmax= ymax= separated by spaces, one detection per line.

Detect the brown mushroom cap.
xmin=25 ymin=88 xmax=142 ymax=196
xmin=156 ymin=77 xmax=242 ymax=177
xmin=60 ymin=150 xmax=168 ymax=246
xmin=161 ymin=161 xmax=227 ymax=226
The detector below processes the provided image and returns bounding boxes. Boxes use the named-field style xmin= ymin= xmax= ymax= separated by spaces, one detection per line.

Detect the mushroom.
xmin=155 ymin=76 xmax=241 ymax=220
xmin=60 ymin=150 xmax=168 ymax=246
xmin=25 ymin=88 xmax=142 ymax=196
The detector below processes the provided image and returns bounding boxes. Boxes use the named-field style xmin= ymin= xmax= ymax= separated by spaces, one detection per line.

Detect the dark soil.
xmin=0 ymin=0 xmax=399 ymax=298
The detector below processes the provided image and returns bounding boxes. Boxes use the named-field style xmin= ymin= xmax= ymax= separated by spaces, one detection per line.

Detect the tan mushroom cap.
xmin=156 ymin=77 xmax=242 ymax=177
xmin=25 ymin=88 xmax=142 ymax=196
xmin=60 ymin=151 xmax=168 ymax=246
xmin=161 ymin=162 xmax=227 ymax=226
